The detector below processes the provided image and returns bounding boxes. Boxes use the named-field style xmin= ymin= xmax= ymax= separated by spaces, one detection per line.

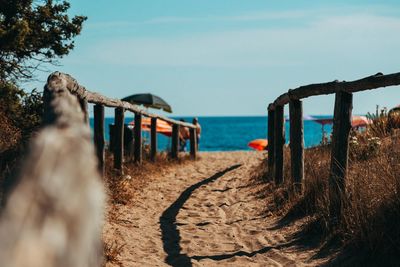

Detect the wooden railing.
xmin=0 ymin=71 xmax=200 ymax=265
xmin=267 ymin=72 xmax=400 ymax=218
xmin=50 ymin=72 xmax=198 ymax=176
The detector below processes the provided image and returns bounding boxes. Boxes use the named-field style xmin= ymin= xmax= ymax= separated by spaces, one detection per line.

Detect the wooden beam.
xmin=150 ymin=117 xmax=157 ymax=162
xmin=134 ymin=113 xmax=143 ymax=164
xmin=269 ymin=72 xmax=400 ymax=109
xmin=171 ymin=124 xmax=179 ymax=159
xmin=93 ymin=104 xmax=105 ymax=177
xmin=289 ymin=99 xmax=304 ymax=193
xmin=189 ymin=127 xmax=197 ymax=160
xmin=114 ymin=107 xmax=124 ymax=172
xmin=274 ymin=105 xmax=285 ymax=185
xmin=267 ymin=107 xmax=275 ymax=181
xmin=47 ymin=72 xmax=197 ymax=129
xmin=329 ymin=90 xmax=353 ymax=221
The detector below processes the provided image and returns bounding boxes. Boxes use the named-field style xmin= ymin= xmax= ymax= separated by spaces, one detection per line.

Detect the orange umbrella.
xmin=351 ymin=115 xmax=371 ymax=128
xmin=248 ymin=139 xmax=268 ymax=151
xmin=130 ymin=117 xmax=172 ymax=136
xmin=308 ymin=115 xmax=371 ymax=128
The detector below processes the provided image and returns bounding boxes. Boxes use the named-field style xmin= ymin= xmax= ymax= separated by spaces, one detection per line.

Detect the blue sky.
xmin=27 ymin=0 xmax=400 ymax=116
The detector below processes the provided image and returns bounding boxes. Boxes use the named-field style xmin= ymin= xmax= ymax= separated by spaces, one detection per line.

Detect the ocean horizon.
xmin=89 ymin=115 xmax=336 ymax=152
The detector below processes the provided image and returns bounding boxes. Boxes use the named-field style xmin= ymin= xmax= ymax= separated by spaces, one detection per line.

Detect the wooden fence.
xmin=267 ymin=72 xmax=400 ymax=218
xmin=0 ymin=71 xmax=200 ymax=266
xmin=50 ymin=72 xmax=198 ymax=176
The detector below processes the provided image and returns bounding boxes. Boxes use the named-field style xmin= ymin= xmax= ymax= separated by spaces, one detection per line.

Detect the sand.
xmin=104 ymin=151 xmax=327 ymax=267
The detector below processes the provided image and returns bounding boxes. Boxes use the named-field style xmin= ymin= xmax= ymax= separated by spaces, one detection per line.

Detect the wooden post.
xmin=189 ymin=127 xmax=197 ymax=160
xmin=93 ymin=104 xmax=105 ymax=177
xmin=329 ymin=90 xmax=353 ymax=221
xmin=114 ymin=107 xmax=124 ymax=172
xmin=124 ymin=123 xmax=134 ymax=159
xmin=79 ymin=98 xmax=89 ymax=124
xmin=289 ymin=99 xmax=304 ymax=193
xmin=109 ymin=124 xmax=114 ymax=152
xmin=171 ymin=124 xmax=179 ymax=159
xmin=274 ymin=105 xmax=285 ymax=185
xmin=134 ymin=113 xmax=143 ymax=164
xmin=267 ymin=107 xmax=275 ymax=181
xmin=150 ymin=117 xmax=157 ymax=162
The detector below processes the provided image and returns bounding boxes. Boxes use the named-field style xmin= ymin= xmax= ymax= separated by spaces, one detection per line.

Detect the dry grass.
xmin=104 ymin=151 xmax=193 ymax=205
xmin=103 ymin=239 xmax=125 ymax=266
xmin=258 ymin=112 xmax=400 ymax=266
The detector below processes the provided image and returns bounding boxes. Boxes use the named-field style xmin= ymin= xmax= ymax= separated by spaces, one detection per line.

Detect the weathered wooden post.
xmin=79 ymin=98 xmax=89 ymax=124
xmin=93 ymin=104 xmax=105 ymax=177
xmin=109 ymin=124 xmax=115 ymax=152
xmin=114 ymin=107 xmax=124 ymax=172
xmin=171 ymin=124 xmax=180 ymax=159
xmin=189 ymin=127 xmax=197 ymax=160
xmin=274 ymin=105 xmax=285 ymax=184
xmin=289 ymin=98 xmax=304 ymax=193
xmin=329 ymin=90 xmax=353 ymax=221
xmin=150 ymin=117 xmax=157 ymax=162
xmin=267 ymin=106 xmax=275 ymax=181
xmin=124 ymin=123 xmax=134 ymax=159
xmin=134 ymin=113 xmax=143 ymax=164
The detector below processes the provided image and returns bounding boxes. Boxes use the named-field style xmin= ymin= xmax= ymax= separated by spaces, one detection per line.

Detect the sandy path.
xmin=105 ymin=152 xmax=321 ymax=266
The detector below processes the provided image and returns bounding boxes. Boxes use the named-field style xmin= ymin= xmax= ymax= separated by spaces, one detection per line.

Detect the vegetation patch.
xmin=257 ymin=111 xmax=400 ymax=266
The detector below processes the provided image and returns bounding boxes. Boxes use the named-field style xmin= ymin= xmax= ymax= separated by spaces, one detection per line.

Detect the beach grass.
xmin=260 ymin=113 xmax=400 ymax=266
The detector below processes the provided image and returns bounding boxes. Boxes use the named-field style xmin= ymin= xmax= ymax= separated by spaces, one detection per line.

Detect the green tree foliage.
xmin=0 ymin=0 xmax=87 ymax=81
xmin=0 ymin=81 xmax=43 ymax=139
xmin=0 ymin=81 xmax=43 ymax=202
xmin=0 ymin=0 xmax=86 ymax=205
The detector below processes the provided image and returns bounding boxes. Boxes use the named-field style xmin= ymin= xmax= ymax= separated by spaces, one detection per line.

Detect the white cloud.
xmin=143 ymin=10 xmax=311 ymax=24
xmin=86 ymin=9 xmax=315 ymax=29
xmin=89 ymin=13 xmax=400 ymax=69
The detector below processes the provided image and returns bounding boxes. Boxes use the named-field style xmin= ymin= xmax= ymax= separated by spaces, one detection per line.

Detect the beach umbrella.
xmin=129 ymin=117 xmax=172 ymax=136
xmin=286 ymin=115 xmax=316 ymax=122
xmin=248 ymin=139 xmax=268 ymax=151
xmin=351 ymin=115 xmax=371 ymax=128
xmin=312 ymin=118 xmax=333 ymax=126
xmin=122 ymin=93 xmax=173 ymax=113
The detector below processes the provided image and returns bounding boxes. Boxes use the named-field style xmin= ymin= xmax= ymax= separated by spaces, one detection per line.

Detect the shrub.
xmin=0 ymin=81 xmax=43 ymax=205
xmin=260 ymin=110 xmax=400 ymax=265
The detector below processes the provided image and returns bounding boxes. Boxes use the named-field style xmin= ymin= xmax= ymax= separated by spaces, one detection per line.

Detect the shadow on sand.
xmin=159 ymin=164 xmax=241 ymax=267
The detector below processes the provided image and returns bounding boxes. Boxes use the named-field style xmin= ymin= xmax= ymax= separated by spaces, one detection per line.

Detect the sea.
xmin=89 ymin=116 xmax=333 ymax=152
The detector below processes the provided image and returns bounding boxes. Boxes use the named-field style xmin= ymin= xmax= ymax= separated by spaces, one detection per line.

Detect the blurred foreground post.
xmin=0 ymin=72 xmax=104 ymax=267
